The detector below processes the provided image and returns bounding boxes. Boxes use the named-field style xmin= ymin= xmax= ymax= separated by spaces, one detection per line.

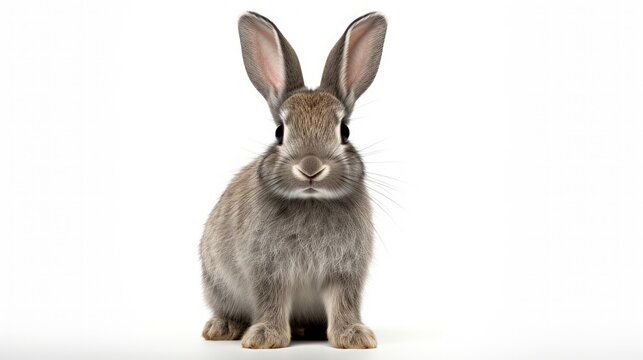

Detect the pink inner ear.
xmin=252 ymin=21 xmax=284 ymax=95
xmin=344 ymin=19 xmax=378 ymax=92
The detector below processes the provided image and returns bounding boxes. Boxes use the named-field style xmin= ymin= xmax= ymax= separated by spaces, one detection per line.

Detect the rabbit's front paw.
xmin=328 ymin=323 xmax=377 ymax=349
xmin=202 ymin=317 xmax=248 ymax=340
xmin=241 ymin=323 xmax=290 ymax=349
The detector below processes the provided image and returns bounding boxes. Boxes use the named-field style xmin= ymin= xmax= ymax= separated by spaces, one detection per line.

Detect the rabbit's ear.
xmin=321 ymin=12 xmax=387 ymax=112
xmin=238 ymin=12 xmax=305 ymax=110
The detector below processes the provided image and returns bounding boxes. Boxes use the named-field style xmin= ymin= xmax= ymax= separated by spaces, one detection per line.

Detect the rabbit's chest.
xmin=244 ymin=202 xmax=370 ymax=278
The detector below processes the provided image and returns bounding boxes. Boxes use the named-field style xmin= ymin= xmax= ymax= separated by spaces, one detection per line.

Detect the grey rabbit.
xmin=199 ymin=11 xmax=387 ymax=349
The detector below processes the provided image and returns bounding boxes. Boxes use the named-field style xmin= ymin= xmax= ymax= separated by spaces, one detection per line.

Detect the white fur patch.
xmin=336 ymin=109 xmax=345 ymax=121
xmin=279 ymin=108 xmax=289 ymax=122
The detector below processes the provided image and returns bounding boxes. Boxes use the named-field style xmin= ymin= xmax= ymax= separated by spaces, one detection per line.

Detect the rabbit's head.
xmin=238 ymin=12 xmax=387 ymax=199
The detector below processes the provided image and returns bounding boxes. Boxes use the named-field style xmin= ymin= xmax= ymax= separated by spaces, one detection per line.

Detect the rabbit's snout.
xmin=292 ymin=155 xmax=329 ymax=181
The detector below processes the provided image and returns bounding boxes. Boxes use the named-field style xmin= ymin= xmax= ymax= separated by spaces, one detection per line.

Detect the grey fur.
xmin=200 ymin=11 xmax=387 ymax=349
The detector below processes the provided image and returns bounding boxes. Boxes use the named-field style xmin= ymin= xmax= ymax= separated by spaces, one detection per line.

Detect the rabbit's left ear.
xmin=238 ymin=12 xmax=305 ymax=112
xmin=320 ymin=12 xmax=387 ymax=112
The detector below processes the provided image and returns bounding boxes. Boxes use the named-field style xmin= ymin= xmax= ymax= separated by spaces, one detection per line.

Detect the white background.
xmin=1 ymin=0 xmax=643 ymax=359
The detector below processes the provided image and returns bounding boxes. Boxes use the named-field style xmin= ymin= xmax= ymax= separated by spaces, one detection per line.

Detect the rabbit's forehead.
xmin=280 ymin=92 xmax=345 ymax=130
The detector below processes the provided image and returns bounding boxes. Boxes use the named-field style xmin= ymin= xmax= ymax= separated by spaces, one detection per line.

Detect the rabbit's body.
xmin=200 ymin=156 xmax=373 ymax=328
xmin=200 ymin=12 xmax=386 ymax=349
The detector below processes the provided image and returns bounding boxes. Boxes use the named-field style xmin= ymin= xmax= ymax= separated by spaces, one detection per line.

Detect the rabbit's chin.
xmin=274 ymin=185 xmax=353 ymax=200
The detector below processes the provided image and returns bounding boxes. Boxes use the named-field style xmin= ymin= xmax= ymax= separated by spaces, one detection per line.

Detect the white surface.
xmin=1 ymin=0 xmax=643 ymax=359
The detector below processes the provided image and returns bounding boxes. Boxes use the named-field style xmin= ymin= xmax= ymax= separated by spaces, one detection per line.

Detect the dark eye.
xmin=275 ymin=124 xmax=284 ymax=145
xmin=340 ymin=123 xmax=350 ymax=144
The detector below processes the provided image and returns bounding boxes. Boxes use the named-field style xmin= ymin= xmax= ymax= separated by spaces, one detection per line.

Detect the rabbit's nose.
xmin=293 ymin=156 xmax=328 ymax=181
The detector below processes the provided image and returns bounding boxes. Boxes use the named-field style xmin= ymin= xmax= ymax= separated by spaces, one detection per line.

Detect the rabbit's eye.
xmin=341 ymin=123 xmax=350 ymax=144
xmin=275 ymin=124 xmax=284 ymax=145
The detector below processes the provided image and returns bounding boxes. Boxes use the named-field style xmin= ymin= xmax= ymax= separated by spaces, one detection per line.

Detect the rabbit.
xmin=199 ymin=11 xmax=387 ymax=349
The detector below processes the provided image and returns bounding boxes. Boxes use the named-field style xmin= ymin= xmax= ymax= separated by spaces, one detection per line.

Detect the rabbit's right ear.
xmin=238 ymin=12 xmax=305 ymax=113
xmin=321 ymin=12 xmax=387 ymax=113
